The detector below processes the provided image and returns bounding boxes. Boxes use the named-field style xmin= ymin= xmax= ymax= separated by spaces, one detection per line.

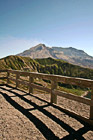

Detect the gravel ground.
xmin=0 ymin=85 xmax=93 ymax=140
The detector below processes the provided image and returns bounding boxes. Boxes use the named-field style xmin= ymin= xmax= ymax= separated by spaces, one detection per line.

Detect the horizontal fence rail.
xmin=53 ymin=90 xmax=92 ymax=106
xmin=0 ymin=70 xmax=8 ymax=80
xmin=7 ymin=69 xmax=93 ymax=88
xmin=0 ymin=69 xmax=93 ymax=124
xmin=0 ymin=70 xmax=8 ymax=72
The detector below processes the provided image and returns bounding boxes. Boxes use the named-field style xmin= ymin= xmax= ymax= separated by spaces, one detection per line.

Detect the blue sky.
xmin=0 ymin=0 xmax=93 ymax=58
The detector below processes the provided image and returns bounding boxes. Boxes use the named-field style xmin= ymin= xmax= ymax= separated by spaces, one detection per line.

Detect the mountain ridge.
xmin=17 ymin=44 xmax=93 ymax=69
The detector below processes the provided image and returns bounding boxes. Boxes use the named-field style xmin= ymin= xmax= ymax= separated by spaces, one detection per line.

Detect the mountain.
xmin=18 ymin=44 xmax=54 ymax=58
xmin=17 ymin=44 xmax=93 ymax=69
xmin=0 ymin=55 xmax=93 ymax=80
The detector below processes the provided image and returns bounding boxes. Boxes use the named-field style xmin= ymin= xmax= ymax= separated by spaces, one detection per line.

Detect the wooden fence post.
xmin=29 ymin=75 xmax=34 ymax=94
xmin=7 ymin=71 xmax=10 ymax=85
xmin=16 ymin=73 xmax=20 ymax=88
xmin=90 ymin=89 xmax=93 ymax=120
xmin=51 ymin=80 xmax=57 ymax=104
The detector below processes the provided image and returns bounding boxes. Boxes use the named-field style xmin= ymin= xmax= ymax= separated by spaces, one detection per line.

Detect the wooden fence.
xmin=0 ymin=69 xmax=93 ymax=124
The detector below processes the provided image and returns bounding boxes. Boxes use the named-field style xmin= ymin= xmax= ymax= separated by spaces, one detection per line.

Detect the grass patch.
xmin=58 ymin=86 xmax=86 ymax=96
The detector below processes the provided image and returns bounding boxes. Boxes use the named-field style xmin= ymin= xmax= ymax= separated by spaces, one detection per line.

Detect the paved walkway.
xmin=0 ymin=85 xmax=93 ymax=140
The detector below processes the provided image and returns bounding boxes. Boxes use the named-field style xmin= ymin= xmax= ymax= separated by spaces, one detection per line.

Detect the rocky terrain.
xmin=18 ymin=44 xmax=93 ymax=69
xmin=0 ymin=85 xmax=93 ymax=140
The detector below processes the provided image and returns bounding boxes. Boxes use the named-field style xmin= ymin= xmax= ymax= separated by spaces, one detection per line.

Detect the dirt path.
xmin=0 ymin=85 xmax=93 ymax=140
xmin=81 ymin=91 xmax=89 ymax=97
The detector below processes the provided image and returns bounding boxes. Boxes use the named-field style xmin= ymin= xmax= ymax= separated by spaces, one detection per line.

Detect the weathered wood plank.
xmin=90 ymin=89 xmax=93 ymax=120
xmin=29 ymin=76 xmax=34 ymax=94
xmin=30 ymin=72 xmax=51 ymax=81
xmin=0 ymin=70 xmax=8 ymax=72
xmin=7 ymin=70 xmax=93 ymax=88
xmin=7 ymin=71 xmax=10 ymax=84
xmin=30 ymin=73 xmax=93 ymax=88
xmin=8 ymin=70 xmax=30 ymax=76
xmin=8 ymin=70 xmax=18 ymax=74
xmin=18 ymin=71 xmax=30 ymax=76
xmin=16 ymin=73 xmax=20 ymax=88
xmin=53 ymin=90 xmax=91 ymax=105
xmin=30 ymin=83 xmax=51 ymax=93
xmin=30 ymin=72 xmax=93 ymax=88
xmin=51 ymin=80 xmax=57 ymax=104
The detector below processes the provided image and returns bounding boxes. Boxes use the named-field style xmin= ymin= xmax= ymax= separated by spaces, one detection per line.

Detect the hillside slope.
xmin=0 ymin=55 xmax=39 ymax=72
xmin=35 ymin=57 xmax=93 ymax=80
xmin=17 ymin=44 xmax=93 ymax=69
xmin=0 ymin=55 xmax=93 ymax=80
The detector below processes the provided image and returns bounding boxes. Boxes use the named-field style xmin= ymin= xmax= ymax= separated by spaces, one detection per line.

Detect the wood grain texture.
xmin=53 ymin=90 xmax=91 ymax=105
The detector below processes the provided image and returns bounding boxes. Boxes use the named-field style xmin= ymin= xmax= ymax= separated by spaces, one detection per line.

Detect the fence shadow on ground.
xmin=0 ymin=85 xmax=93 ymax=140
